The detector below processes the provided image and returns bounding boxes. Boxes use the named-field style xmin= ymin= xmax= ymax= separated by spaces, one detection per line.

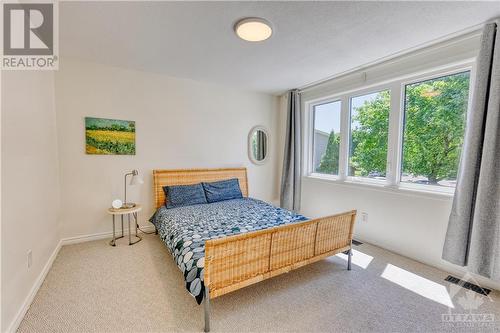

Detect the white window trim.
xmin=303 ymin=60 xmax=475 ymax=197
xmin=309 ymin=98 xmax=342 ymax=178
xmin=346 ymin=86 xmax=392 ymax=183
xmin=304 ymin=173 xmax=454 ymax=200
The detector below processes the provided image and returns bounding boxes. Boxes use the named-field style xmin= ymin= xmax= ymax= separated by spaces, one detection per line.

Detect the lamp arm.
xmin=124 ymin=172 xmax=133 ymax=204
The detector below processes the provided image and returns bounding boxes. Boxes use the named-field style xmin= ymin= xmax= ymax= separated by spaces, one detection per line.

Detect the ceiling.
xmin=60 ymin=1 xmax=500 ymax=94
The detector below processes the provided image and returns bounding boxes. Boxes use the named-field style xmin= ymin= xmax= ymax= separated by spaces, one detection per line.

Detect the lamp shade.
xmin=129 ymin=170 xmax=144 ymax=186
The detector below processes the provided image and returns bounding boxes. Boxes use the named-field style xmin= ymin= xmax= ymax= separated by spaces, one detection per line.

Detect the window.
xmin=306 ymin=65 xmax=472 ymax=194
xmin=401 ymin=72 xmax=470 ymax=188
xmin=312 ymin=100 xmax=341 ymax=175
xmin=349 ymin=90 xmax=390 ymax=180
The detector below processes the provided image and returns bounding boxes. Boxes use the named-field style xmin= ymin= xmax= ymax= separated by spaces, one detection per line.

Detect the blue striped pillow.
xmin=163 ymin=183 xmax=207 ymax=209
xmin=202 ymin=178 xmax=243 ymax=203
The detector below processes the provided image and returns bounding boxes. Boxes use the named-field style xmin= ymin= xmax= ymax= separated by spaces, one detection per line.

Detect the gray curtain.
xmin=280 ymin=90 xmax=302 ymax=212
xmin=442 ymin=22 xmax=500 ymax=279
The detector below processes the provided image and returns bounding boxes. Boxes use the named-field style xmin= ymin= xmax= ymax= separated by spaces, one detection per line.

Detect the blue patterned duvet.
xmin=149 ymin=198 xmax=307 ymax=304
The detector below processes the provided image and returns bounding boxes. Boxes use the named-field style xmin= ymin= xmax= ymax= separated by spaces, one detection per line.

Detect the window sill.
xmin=304 ymin=174 xmax=454 ymax=201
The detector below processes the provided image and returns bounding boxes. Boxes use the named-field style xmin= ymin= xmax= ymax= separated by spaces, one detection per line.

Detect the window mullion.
xmin=307 ymin=102 xmax=314 ymax=176
xmin=338 ymin=95 xmax=349 ymax=181
xmin=386 ymin=82 xmax=403 ymax=187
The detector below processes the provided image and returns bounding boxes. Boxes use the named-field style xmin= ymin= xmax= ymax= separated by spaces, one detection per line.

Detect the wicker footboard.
xmin=204 ymin=210 xmax=357 ymax=298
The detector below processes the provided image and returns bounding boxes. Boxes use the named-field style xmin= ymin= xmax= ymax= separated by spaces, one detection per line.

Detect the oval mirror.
xmin=248 ymin=126 xmax=269 ymax=165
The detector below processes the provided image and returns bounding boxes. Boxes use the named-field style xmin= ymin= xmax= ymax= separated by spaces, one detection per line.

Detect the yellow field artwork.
xmin=85 ymin=117 xmax=135 ymax=155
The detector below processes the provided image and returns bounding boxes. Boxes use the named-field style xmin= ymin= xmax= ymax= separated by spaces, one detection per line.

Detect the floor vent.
xmin=444 ymin=275 xmax=491 ymax=296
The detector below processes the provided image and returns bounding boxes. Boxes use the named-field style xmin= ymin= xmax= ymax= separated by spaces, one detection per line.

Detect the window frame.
xmin=307 ymin=96 xmax=344 ymax=180
xmin=397 ymin=68 xmax=473 ymax=194
xmin=304 ymin=61 xmax=474 ymax=197
xmin=311 ymin=99 xmax=343 ymax=177
xmin=347 ymin=88 xmax=392 ymax=185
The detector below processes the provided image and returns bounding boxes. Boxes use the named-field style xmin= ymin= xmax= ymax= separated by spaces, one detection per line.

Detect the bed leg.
xmin=347 ymin=248 xmax=352 ymax=271
xmin=204 ymin=286 xmax=210 ymax=332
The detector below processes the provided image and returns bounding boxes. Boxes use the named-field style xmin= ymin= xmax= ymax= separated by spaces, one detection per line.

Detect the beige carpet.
xmin=18 ymin=234 xmax=500 ymax=333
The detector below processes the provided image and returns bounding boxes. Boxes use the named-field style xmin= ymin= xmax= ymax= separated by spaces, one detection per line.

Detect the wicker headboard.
xmin=153 ymin=168 xmax=249 ymax=209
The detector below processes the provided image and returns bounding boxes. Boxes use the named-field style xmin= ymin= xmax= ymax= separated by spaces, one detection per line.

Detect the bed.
xmin=151 ymin=168 xmax=356 ymax=332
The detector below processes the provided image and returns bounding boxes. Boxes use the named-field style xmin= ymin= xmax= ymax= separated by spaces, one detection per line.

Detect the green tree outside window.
xmin=314 ymin=71 xmax=470 ymax=186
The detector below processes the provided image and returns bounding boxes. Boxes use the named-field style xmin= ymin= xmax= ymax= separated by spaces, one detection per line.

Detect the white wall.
xmin=296 ymin=31 xmax=500 ymax=290
xmin=55 ymin=58 xmax=281 ymax=239
xmin=1 ymin=71 xmax=61 ymax=332
xmin=0 ymin=57 xmax=280 ymax=332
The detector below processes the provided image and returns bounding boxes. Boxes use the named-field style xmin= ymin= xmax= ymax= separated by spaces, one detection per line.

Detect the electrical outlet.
xmin=27 ymin=250 xmax=32 ymax=270
xmin=361 ymin=212 xmax=368 ymax=223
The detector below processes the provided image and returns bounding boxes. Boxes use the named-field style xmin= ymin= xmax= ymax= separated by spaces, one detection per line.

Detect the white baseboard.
xmin=354 ymin=235 xmax=500 ymax=291
xmin=6 ymin=224 xmax=156 ymax=332
xmin=6 ymin=239 xmax=63 ymax=333
xmin=61 ymin=224 xmax=156 ymax=246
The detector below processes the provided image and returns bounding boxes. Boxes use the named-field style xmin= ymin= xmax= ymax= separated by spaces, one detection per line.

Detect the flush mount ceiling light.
xmin=234 ymin=18 xmax=273 ymax=42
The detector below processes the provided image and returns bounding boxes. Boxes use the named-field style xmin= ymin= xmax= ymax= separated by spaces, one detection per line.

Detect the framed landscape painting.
xmin=85 ymin=117 xmax=136 ymax=155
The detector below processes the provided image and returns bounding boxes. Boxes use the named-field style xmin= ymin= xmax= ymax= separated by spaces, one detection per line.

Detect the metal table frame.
xmin=109 ymin=208 xmax=142 ymax=246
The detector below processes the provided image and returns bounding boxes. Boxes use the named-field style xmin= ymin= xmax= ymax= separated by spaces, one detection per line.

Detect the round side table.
xmin=107 ymin=204 xmax=142 ymax=246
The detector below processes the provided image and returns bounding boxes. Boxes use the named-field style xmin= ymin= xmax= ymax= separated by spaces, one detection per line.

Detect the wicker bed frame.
xmin=153 ymin=168 xmax=356 ymax=332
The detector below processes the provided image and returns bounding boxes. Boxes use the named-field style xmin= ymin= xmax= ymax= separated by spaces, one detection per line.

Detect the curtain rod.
xmin=296 ymin=21 xmax=490 ymax=94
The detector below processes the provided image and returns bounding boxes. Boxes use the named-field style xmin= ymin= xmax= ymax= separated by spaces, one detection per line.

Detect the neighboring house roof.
xmin=314 ymin=129 xmax=330 ymax=137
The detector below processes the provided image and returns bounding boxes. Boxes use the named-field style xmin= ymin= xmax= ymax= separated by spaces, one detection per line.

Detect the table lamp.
xmin=123 ymin=169 xmax=143 ymax=208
